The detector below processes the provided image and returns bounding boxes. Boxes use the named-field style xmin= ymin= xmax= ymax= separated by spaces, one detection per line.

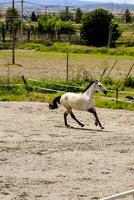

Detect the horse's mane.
xmin=81 ymin=81 xmax=95 ymax=93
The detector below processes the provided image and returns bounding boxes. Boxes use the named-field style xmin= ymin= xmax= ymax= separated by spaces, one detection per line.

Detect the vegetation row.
xmin=0 ymin=77 xmax=133 ymax=110
xmin=0 ymin=7 xmax=134 ymax=47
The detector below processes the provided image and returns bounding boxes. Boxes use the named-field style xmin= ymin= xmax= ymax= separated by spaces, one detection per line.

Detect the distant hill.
xmin=1 ymin=0 xmax=134 ymax=11
xmin=81 ymin=1 xmax=134 ymax=11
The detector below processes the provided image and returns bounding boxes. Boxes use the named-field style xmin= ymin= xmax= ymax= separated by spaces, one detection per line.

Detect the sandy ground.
xmin=0 ymin=102 xmax=134 ymax=200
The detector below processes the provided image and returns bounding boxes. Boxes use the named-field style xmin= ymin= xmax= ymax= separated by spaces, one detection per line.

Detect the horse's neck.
xmin=84 ymin=83 xmax=96 ymax=99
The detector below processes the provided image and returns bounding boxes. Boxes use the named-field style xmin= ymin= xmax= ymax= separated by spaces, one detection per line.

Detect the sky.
xmin=82 ymin=0 xmax=134 ymax=4
xmin=1 ymin=0 xmax=134 ymax=5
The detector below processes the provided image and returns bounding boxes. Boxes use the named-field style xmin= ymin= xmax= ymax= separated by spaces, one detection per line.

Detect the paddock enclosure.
xmin=0 ymin=50 xmax=134 ymax=82
xmin=0 ymin=102 xmax=133 ymax=200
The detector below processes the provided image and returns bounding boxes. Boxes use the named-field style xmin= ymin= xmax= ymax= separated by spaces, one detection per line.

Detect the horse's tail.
xmin=49 ymin=95 xmax=61 ymax=110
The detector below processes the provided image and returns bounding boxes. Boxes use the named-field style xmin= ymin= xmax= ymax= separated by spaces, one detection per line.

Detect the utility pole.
xmin=45 ymin=5 xmax=47 ymax=16
xmin=12 ymin=0 xmax=15 ymax=64
xmin=111 ymin=1 xmax=113 ymax=14
xmin=21 ymin=0 xmax=24 ymax=44
xmin=108 ymin=23 xmax=113 ymax=48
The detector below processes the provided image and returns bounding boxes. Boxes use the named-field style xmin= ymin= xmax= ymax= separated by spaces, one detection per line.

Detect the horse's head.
xmin=95 ymin=80 xmax=108 ymax=95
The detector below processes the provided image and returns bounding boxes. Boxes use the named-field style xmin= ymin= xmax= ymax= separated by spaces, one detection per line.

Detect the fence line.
xmin=100 ymin=189 xmax=134 ymax=200
xmin=99 ymin=96 xmax=134 ymax=104
xmin=0 ymin=84 xmax=23 ymax=87
xmin=0 ymin=81 xmax=133 ymax=104
xmin=0 ymin=82 xmax=134 ymax=95
xmin=108 ymin=90 xmax=134 ymax=94
xmin=28 ymin=79 xmax=134 ymax=94
xmin=28 ymin=85 xmax=134 ymax=104
xmin=31 ymin=86 xmax=63 ymax=93
xmin=28 ymin=79 xmax=83 ymax=89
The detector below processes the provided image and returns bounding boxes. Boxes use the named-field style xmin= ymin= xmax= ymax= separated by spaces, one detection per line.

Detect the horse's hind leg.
xmin=64 ymin=110 xmax=70 ymax=127
xmin=70 ymin=111 xmax=84 ymax=127
xmin=88 ymin=108 xmax=104 ymax=129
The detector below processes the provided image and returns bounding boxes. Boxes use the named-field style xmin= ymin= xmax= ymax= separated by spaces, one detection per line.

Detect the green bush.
xmin=0 ymin=42 xmax=12 ymax=50
xmin=103 ymin=77 xmax=114 ymax=86
xmin=124 ymin=76 xmax=134 ymax=88
xmin=17 ymin=42 xmax=134 ymax=58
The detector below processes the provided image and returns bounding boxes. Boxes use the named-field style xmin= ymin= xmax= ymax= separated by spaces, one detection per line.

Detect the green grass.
xmin=0 ymin=42 xmax=134 ymax=110
xmin=1 ymin=43 xmax=134 ymax=64
xmin=0 ymin=85 xmax=28 ymax=101
xmin=18 ymin=42 xmax=134 ymax=59
xmin=0 ymin=80 xmax=133 ymax=111
xmin=96 ymin=98 xmax=134 ymax=111
xmin=119 ymin=23 xmax=134 ymax=32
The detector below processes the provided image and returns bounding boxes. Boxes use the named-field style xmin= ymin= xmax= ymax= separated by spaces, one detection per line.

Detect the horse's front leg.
xmin=88 ymin=108 xmax=104 ymax=129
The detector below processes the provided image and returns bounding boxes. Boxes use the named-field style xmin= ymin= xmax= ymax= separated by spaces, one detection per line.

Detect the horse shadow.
xmin=55 ymin=125 xmax=111 ymax=133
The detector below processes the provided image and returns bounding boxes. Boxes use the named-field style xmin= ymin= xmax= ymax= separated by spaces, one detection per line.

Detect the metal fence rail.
xmin=28 ymin=79 xmax=83 ymax=90
xmin=28 ymin=79 xmax=134 ymax=94
xmin=100 ymin=189 xmax=134 ymax=200
xmin=0 ymin=79 xmax=134 ymax=104
xmin=99 ymin=96 xmax=134 ymax=104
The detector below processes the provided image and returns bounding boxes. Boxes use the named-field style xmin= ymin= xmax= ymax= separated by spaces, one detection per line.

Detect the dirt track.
xmin=0 ymin=102 xmax=134 ymax=200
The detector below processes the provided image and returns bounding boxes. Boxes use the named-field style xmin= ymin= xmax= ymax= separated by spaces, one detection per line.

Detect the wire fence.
xmin=27 ymin=78 xmax=134 ymax=104
xmin=1 ymin=77 xmax=133 ymax=104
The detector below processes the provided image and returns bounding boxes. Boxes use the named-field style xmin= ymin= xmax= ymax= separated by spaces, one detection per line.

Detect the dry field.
xmin=0 ymin=102 xmax=134 ymax=200
xmin=0 ymin=50 xmax=134 ymax=82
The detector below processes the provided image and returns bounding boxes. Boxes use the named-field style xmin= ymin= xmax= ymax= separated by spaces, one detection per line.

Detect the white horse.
xmin=49 ymin=80 xmax=107 ymax=129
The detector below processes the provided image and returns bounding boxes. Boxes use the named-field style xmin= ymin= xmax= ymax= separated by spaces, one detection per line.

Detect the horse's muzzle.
xmin=104 ymin=90 xmax=108 ymax=95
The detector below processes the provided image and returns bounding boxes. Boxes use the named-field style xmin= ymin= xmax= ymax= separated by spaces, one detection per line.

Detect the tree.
xmin=75 ymin=8 xmax=83 ymax=24
xmin=55 ymin=19 xmax=63 ymax=40
xmin=61 ymin=20 xmax=75 ymax=40
xmin=59 ymin=6 xmax=73 ymax=21
xmin=124 ymin=9 xmax=132 ymax=23
xmin=46 ymin=16 xmax=56 ymax=41
xmin=37 ymin=14 xmax=46 ymax=35
xmin=24 ymin=20 xmax=34 ymax=42
xmin=37 ymin=14 xmax=75 ymax=42
xmin=31 ymin=11 xmax=37 ymax=22
xmin=5 ymin=7 xmax=20 ymax=37
xmin=38 ymin=14 xmax=56 ymax=40
xmin=108 ymin=22 xmax=121 ymax=47
xmin=0 ymin=11 xmax=2 ymax=19
xmin=0 ymin=21 xmax=6 ymax=42
xmin=81 ymin=9 xmax=120 ymax=47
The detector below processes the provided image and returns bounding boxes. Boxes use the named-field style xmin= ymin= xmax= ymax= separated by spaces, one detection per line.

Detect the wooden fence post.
xmin=22 ymin=75 xmax=30 ymax=91
xmin=12 ymin=0 xmax=15 ymax=64
xmin=7 ymin=64 xmax=10 ymax=86
xmin=115 ymin=88 xmax=119 ymax=103
xmin=66 ymin=49 xmax=69 ymax=81
xmin=124 ymin=63 xmax=134 ymax=81
xmin=100 ymin=67 xmax=108 ymax=82
xmin=106 ymin=61 xmax=118 ymax=78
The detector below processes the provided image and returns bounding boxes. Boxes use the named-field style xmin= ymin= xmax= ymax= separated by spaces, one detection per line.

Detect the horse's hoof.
xmin=101 ymin=126 xmax=104 ymax=129
xmin=81 ymin=124 xmax=85 ymax=127
xmin=65 ymin=125 xmax=71 ymax=128
xmin=95 ymin=122 xmax=98 ymax=126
